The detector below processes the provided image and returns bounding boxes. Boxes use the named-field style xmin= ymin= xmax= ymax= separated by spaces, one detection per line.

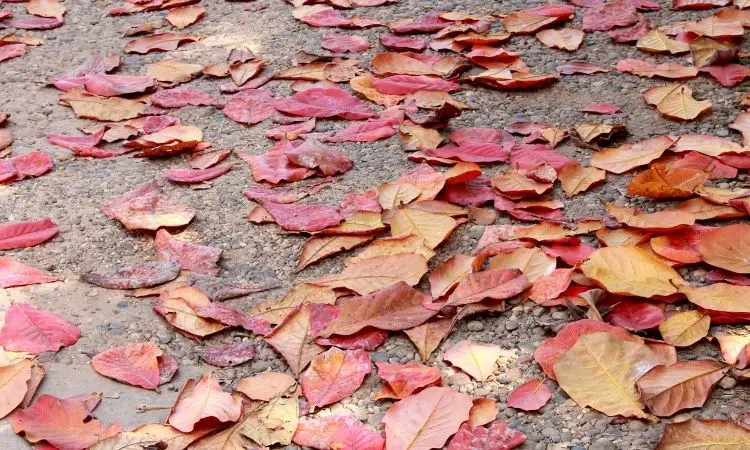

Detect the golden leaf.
xmin=636 ymin=29 xmax=690 ymax=54
xmin=656 ymin=419 xmax=750 ymax=450
xmin=390 ymin=207 xmax=457 ymax=249
xmin=581 ymin=245 xmax=684 ymax=297
xmin=643 ymin=84 xmax=712 ymax=121
xmin=658 ymin=310 xmax=710 ymax=347
xmin=559 ymin=165 xmax=606 ymax=197
xmin=680 ymin=283 xmax=750 ymax=314
xmin=240 ymin=397 xmax=298 ymax=447
xmin=596 ymin=227 xmax=653 ymax=247
xmin=346 ymin=235 xmax=435 ymax=265
xmin=606 ymin=204 xmax=695 ymax=231
xmin=488 ymin=247 xmax=556 ymax=282
xmin=553 ymin=332 xmax=660 ymax=420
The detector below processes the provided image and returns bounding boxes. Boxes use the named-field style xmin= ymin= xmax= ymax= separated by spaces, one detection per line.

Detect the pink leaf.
xmin=91 ymin=342 xmax=162 ymax=389
xmin=275 ymin=86 xmax=374 ymax=120
xmin=11 ymin=151 xmax=53 ymax=180
xmin=330 ymin=423 xmax=384 ymax=450
xmin=203 ymin=341 xmax=255 ymax=367
xmin=541 ymin=239 xmax=596 ymax=265
xmin=0 ymin=44 xmax=27 ymax=63
xmin=151 ymin=87 xmax=220 ymax=108
xmin=380 ymin=33 xmax=427 ymax=51
xmin=80 ymin=74 xmax=155 ymax=97
xmin=389 ymin=13 xmax=450 ymax=33
xmin=583 ymin=1 xmax=639 ymax=31
xmin=167 ymin=375 xmax=242 ymax=433
xmin=321 ymin=33 xmax=370 ymax=53
xmin=48 ymin=126 xmax=105 ymax=153
xmin=6 ymin=17 xmax=63 ymax=30
xmin=507 ymin=379 xmax=552 ymax=411
xmin=164 ymin=165 xmax=233 ymax=183
xmin=0 ymin=303 xmax=79 ymax=353
xmin=0 ymin=257 xmax=59 ymax=289
xmin=223 ymin=88 xmax=275 ymax=125
xmin=582 ymin=103 xmax=621 ymax=114
xmin=301 ymin=9 xmax=352 ymax=27
xmin=372 ymin=75 xmax=460 ymax=95
xmin=450 ymin=128 xmax=515 ymax=146
xmin=266 ymin=118 xmax=316 ymax=140
xmin=154 ymin=229 xmax=222 ymax=276
xmin=446 ymin=420 xmax=526 ymax=450
xmin=316 ymin=328 xmax=389 ymax=351
xmin=426 ymin=143 xmax=509 ymax=163
xmin=294 ymin=416 xmax=380 ymax=450
xmin=0 ymin=218 xmax=58 ymax=250
xmin=608 ymin=14 xmax=650 ymax=42
xmin=607 ymin=301 xmax=665 ymax=330
xmin=556 ymin=61 xmax=610 ymax=75
xmin=82 ymin=260 xmax=180 ymax=289
xmin=321 ymin=118 xmax=398 ymax=143
xmin=262 ymin=202 xmax=343 ymax=232
xmin=509 ymin=143 xmax=576 ymax=172
xmin=700 ymin=64 xmax=750 ymax=87
xmin=301 ymin=348 xmax=371 ymax=408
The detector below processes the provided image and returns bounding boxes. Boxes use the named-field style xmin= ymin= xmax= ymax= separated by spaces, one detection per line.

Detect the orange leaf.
xmin=658 ymin=310 xmax=710 ymax=347
xmin=643 ymin=84 xmax=712 ymax=121
xmin=264 ymin=304 xmax=325 ymax=376
xmin=0 ymin=359 xmax=32 ymax=419
xmin=591 ymin=135 xmax=677 ymax=174
xmin=607 ymin=204 xmax=695 ymax=231
xmin=559 ymin=165 xmax=606 ymax=197
xmin=91 ymin=342 xmax=162 ymax=390
xmin=446 ymin=268 xmax=531 ymax=306
xmin=698 ymin=224 xmax=750 ymax=273
xmin=168 ymin=375 xmax=242 ymax=432
xmin=536 ymin=28 xmax=584 ymax=51
xmin=656 ymin=419 xmax=750 ymax=449
xmin=301 ymin=348 xmax=371 ymax=408
xmin=313 ymin=253 xmax=428 ymax=295
xmin=429 ymin=254 xmax=476 ymax=298
xmin=403 ymin=317 xmax=453 ymax=361
xmin=637 ymin=360 xmax=728 ymax=416
xmin=627 ymin=164 xmax=708 ymax=199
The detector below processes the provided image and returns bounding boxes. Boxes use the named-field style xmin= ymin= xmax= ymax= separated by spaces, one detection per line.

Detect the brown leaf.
xmin=264 ymin=304 xmax=325 ymax=376
xmin=165 ymin=5 xmax=205 ymax=29
xmin=124 ymin=33 xmax=200 ymax=54
xmin=656 ymin=419 xmax=750 ymax=450
xmin=313 ymin=253 xmax=428 ymax=295
xmin=403 ymin=317 xmax=453 ymax=361
xmin=559 ymin=165 xmax=606 ymax=197
xmin=59 ymin=90 xmax=145 ymax=122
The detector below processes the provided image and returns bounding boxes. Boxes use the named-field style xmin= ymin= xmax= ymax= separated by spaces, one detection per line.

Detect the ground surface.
xmin=0 ymin=0 xmax=749 ymax=449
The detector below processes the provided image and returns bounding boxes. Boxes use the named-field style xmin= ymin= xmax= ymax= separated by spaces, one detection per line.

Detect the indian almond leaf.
xmin=165 ymin=165 xmax=233 ymax=184
xmin=627 ymin=164 xmax=708 ymax=199
xmin=582 ymin=1 xmax=638 ymax=31
xmin=390 ymin=207 xmax=457 ymax=249
xmin=534 ymin=319 xmax=640 ymax=380
xmin=698 ymin=224 xmax=750 ymax=274
xmin=446 ymin=420 xmax=526 ymax=450
xmin=315 ymin=328 xmax=389 ymax=351
xmin=468 ymin=397 xmax=499 ymax=427
xmin=284 ymin=140 xmax=354 ymax=174
xmin=528 ymin=269 xmax=574 ymax=304
xmin=558 ymin=165 xmax=606 ymax=197
xmin=11 ymin=394 xmax=121 ymax=450
xmin=656 ymin=419 xmax=750 ymax=450
xmin=301 ymin=348 xmax=371 ymax=408
xmin=313 ymin=253 xmax=429 ymax=295
xmin=5 ymin=17 xmax=63 ymax=30
xmin=320 ymin=282 xmax=436 ymax=338
xmin=643 ymin=84 xmax=712 ymax=121
xmin=636 ymin=359 xmax=729 ymax=417
xmin=429 ymin=254 xmax=476 ymax=298
xmin=553 ymin=332 xmax=661 ymax=420
xmin=293 ymin=415 xmax=381 ymax=450
xmin=224 ymin=89 xmax=276 ymax=125
xmin=275 ymin=86 xmax=374 ymax=120
xmin=236 ymin=372 xmax=297 ymax=401
xmin=297 ymin=234 xmax=375 ymax=270
xmin=248 ymin=283 xmax=336 ymax=325
xmin=165 ymin=5 xmax=205 ymax=29
xmin=443 ymin=340 xmax=506 ymax=381
xmin=82 ymin=259 xmax=180 ymax=289
xmin=264 ymin=304 xmax=325 ymax=376
xmin=617 ymin=59 xmax=696 ymax=79
xmin=382 ymin=386 xmax=473 ymax=450
xmin=154 ymin=287 xmax=228 ymax=339
xmin=713 ymin=332 xmax=750 ymax=368
xmin=372 ymin=75 xmax=460 ymax=95
xmin=507 ymin=379 xmax=552 ymax=411
xmin=0 ymin=304 xmax=79 ymax=354
xmin=202 ymin=341 xmax=255 ymax=367
xmin=58 ymin=89 xmax=146 ymax=122
xmin=100 ymin=182 xmax=196 ymax=231
xmin=581 ymin=245 xmax=684 ymax=297
xmin=536 ymin=28 xmax=584 ymax=51
xmin=262 ymin=202 xmax=343 ymax=232
xmin=89 ymin=423 xmax=215 ymax=450
xmin=679 ymin=283 xmax=750 ymax=318
xmin=187 ymin=273 xmax=280 ymax=302
xmin=446 ymin=269 xmax=530 ymax=307
xmin=239 ymin=395 xmax=299 ymax=446
xmin=0 ymin=218 xmax=58 ymax=250
xmin=329 ymin=422 xmax=384 ymax=450
xmin=375 ymin=361 xmax=442 ymax=399
xmin=189 ymin=150 xmax=231 ymax=170
xmin=608 ymin=301 xmax=665 ymax=331
xmin=0 ymin=359 xmax=32 ymax=419
xmin=658 ymin=310 xmax=710 ymax=347
xmin=321 ymin=33 xmax=370 ymax=53
xmin=147 ymin=60 xmax=204 ymax=84
xmin=123 ymin=33 xmax=199 ymax=54
xmin=403 ymin=317 xmax=453 ymax=361
xmin=10 ymin=151 xmax=54 ymax=180
xmin=606 ymin=204 xmax=695 ymax=232
xmin=540 ymin=239 xmax=596 ymax=266
xmin=486 ymin=248 xmax=556 ymax=282
xmin=154 ymin=229 xmax=223 ymax=276
xmin=91 ymin=342 xmax=162 ymax=390
xmin=591 ymin=135 xmax=677 ymax=174
xmin=167 ymin=375 xmax=242 ymax=433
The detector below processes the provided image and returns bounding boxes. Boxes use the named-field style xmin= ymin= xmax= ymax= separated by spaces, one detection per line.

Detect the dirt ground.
xmin=1 ymin=0 xmax=749 ymax=449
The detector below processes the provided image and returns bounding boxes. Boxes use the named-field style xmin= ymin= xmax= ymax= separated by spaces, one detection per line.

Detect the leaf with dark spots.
xmin=284 ymin=140 xmax=353 ymax=176
xmin=203 ymin=342 xmax=255 ymax=367
xmin=82 ymin=260 xmax=180 ymax=290
xmin=0 ymin=218 xmax=58 ymax=250
xmin=165 ymin=165 xmax=233 ymax=184
xmin=262 ymin=202 xmax=343 ymax=232
xmin=154 ymin=229 xmax=222 ymax=276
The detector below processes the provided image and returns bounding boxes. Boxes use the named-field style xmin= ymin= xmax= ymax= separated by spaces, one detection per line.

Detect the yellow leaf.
xmin=488 ymin=247 xmax=555 ymax=282
xmin=581 ymin=245 xmax=684 ymax=297
xmin=680 ymin=283 xmax=750 ymax=314
xmin=240 ymin=397 xmax=299 ymax=447
xmin=559 ymin=165 xmax=606 ymax=197
xmin=636 ymin=30 xmax=690 ymax=54
xmin=390 ymin=207 xmax=457 ymax=249
xmin=658 ymin=310 xmax=710 ymax=347
xmin=377 ymin=183 xmax=420 ymax=209
xmin=346 ymin=235 xmax=435 ymax=265
xmin=657 ymin=419 xmax=750 ymax=450
xmin=443 ymin=340 xmax=508 ymax=381
xmin=643 ymin=84 xmax=712 ymax=121
xmin=553 ymin=332 xmax=660 ymax=420
xmin=27 ymin=0 xmax=65 ymax=20
xmin=321 ymin=211 xmax=385 ymax=235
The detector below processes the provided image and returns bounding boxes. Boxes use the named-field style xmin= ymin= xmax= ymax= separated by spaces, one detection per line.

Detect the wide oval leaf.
xmin=301 ymin=348 xmax=371 ymax=408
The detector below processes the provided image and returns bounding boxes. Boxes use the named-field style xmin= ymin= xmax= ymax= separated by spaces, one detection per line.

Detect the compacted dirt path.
xmin=1 ymin=0 xmax=750 ymax=449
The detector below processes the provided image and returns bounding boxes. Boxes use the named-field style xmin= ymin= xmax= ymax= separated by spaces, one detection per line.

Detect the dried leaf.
xmin=656 ymin=419 xmax=750 ymax=450
xmin=314 ymin=254 xmax=428 ymax=295
xmin=91 ymin=342 xmax=162 ymax=389
xmin=302 ymin=348 xmax=371 ymax=408
xmin=264 ymin=304 xmax=325 ymax=376
xmin=168 ymin=375 xmax=242 ymax=432
xmin=698 ymin=224 xmax=750 ymax=273
xmin=643 ymin=84 xmax=712 ymax=121
xmin=443 ymin=340 xmax=505 ymax=381
xmin=507 ymin=379 xmax=552 ymax=411
xmin=659 ymin=310 xmax=710 ymax=346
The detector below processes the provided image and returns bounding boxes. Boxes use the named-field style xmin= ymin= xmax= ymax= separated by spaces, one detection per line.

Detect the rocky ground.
xmin=1 ymin=0 xmax=749 ymax=449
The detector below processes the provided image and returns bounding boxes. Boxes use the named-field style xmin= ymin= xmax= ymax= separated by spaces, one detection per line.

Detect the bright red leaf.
xmin=0 ymin=218 xmax=58 ymax=250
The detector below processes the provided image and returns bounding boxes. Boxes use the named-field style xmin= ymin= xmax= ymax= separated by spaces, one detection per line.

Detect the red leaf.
xmin=275 ymin=86 xmax=374 ymax=120
xmin=223 ymin=88 xmax=275 ymax=125
xmin=244 ymin=186 xmax=306 ymax=204
xmin=509 ymin=143 xmax=576 ymax=172
xmin=0 ymin=218 xmax=58 ymax=250
xmin=203 ymin=341 xmax=255 ymax=367
xmin=11 ymin=151 xmax=53 ymax=180
xmin=321 ymin=33 xmax=370 ymax=53
xmin=666 ymin=151 xmax=737 ymax=179
xmin=0 ymin=257 xmax=59 ymax=288
xmin=82 ymin=260 xmax=180 ymax=289
xmin=389 ymin=13 xmax=450 ymax=33
xmin=283 ymin=140 xmax=353 ymax=176
xmin=321 ymin=117 xmax=399 ymax=143
xmin=527 ymin=4 xmax=577 ymax=18
xmin=48 ymin=126 xmax=105 ymax=154
xmin=438 ymin=178 xmax=495 ymax=206
xmin=609 ymin=14 xmax=650 ymax=43
xmin=446 ymin=269 xmax=531 ymax=306
xmin=380 ymin=33 xmax=427 ymax=51
xmin=301 ymin=8 xmax=352 ymax=27
xmin=672 ymin=0 xmax=730 ymax=10
xmin=706 ymin=269 xmax=750 ymax=286
xmin=507 ymin=379 xmax=552 ymax=411
xmin=151 ymin=87 xmax=220 ymax=108
xmin=426 ymin=143 xmax=509 ymax=163
xmin=582 ymin=102 xmax=621 ymax=114
xmin=266 ymin=118 xmax=316 ymax=140
xmin=91 ymin=342 xmax=162 ymax=389
xmin=330 ymin=423 xmax=385 ymax=450
xmin=450 ymin=128 xmax=515 ymax=146
xmin=700 ymin=64 xmax=750 ymax=87
xmin=239 ymin=142 xmax=316 ymax=184
xmin=372 ymin=75 xmax=460 ymax=95
xmin=167 ymin=375 xmax=242 ymax=433
xmin=339 ymin=189 xmax=382 ymax=216
xmin=11 ymin=394 xmax=120 ymax=450
xmin=164 ymin=165 xmax=233 ymax=183
xmin=195 ymin=302 xmax=272 ymax=335
xmin=541 ymin=239 xmax=596 ymax=265
xmin=533 ymin=319 xmax=639 ymax=379
xmin=79 ymin=74 xmax=155 ymax=97
xmin=583 ymin=1 xmax=639 ymax=31
xmin=262 ymin=202 xmax=343 ymax=232
xmin=0 ymin=304 xmax=79 ymax=353
xmin=154 ymin=229 xmax=222 ymax=276
xmin=100 ymin=182 xmax=195 ymax=231
xmin=316 ymin=328 xmax=388 ymax=350
xmin=375 ymin=362 xmax=442 ymax=399
xmin=607 ymin=301 xmax=665 ymax=330
xmin=301 ymin=347 xmax=371 ymax=408
xmin=446 ymin=420 xmax=526 ymax=450
xmin=6 ymin=17 xmax=63 ymax=30
xmin=556 ymin=61 xmax=610 ymax=75
xmin=0 ymin=43 xmax=27 ymax=63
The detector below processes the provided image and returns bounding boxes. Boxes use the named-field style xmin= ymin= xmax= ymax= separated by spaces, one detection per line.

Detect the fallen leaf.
xmin=321 ymin=33 xmax=370 ymax=53
xmin=637 ymin=359 xmax=728 ymax=416
xmin=627 ymin=164 xmax=708 ymax=199
xmin=656 ymin=419 xmax=750 ymax=450
xmin=314 ymin=254 xmax=428 ymax=295
xmin=528 ymin=269 xmax=574 ymax=304
xmin=382 ymin=386 xmax=473 ymax=450
xmin=91 ymin=342 xmax=162 ymax=389
xmin=302 ymin=348 xmax=371 ymax=408
xmin=0 ymin=218 xmax=58 ymax=251
xmin=82 ymin=260 xmax=180 ymax=290
xmin=240 ymin=395 xmax=299 ymax=446
xmin=165 ymin=5 xmax=205 ymax=29
xmin=507 ymin=379 xmax=552 ymax=411
xmin=90 ymin=423 xmax=213 ymax=450
xmin=583 ymin=1 xmax=639 ymax=31
xmin=636 ymin=30 xmax=690 ymax=54
xmin=680 ymin=283 xmax=750 ymax=316
xmin=698 ymin=224 xmax=750 ymax=273
xmin=154 ymin=287 xmax=228 ymax=338
xmin=643 ymin=84 xmax=712 ymax=121
xmin=403 ymin=318 xmax=453 ymax=361
xmin=248 ymin=283 xmax=336 ymax=325
xmin=236 ymin=372 xmax=297 ymax=401
xmin=168 ymin=375 xmax=242 ymax=432
xmin=608 ymin=301 xmax=665 ymax=331
xmin=147 ymin=59 xmax=203 ymax=83
xmin=559 ymin=165 xmax=606 ymax=197
xmin=390 ymin=207 xmax=457 ymax=249
xmin=553 ymin=332 xmax=660 ymax=419
xmin=429 ymin=254 xmax=476 ymax=298
xmin=264 ymin=304 xmax=325 ymax=376
xmin=606 ymin=204 xmax=695 ymax=231
xmin=658 ymin=310 xmax=710 ymax=347
xmin=275 ymin=86 xmax=374 ymax=120
xmin=298 ymin=235 xmax=374 ymax=270
xmin=0 ymin=359 xmax=32 ymax=419
xmin=59 ymin=90 xmax=145 ymax=121
xmin=536 ymin=28 xmax=584 ymax=51
xmin=446 ymin=420 xmax=526 ymax=450
xmin=443 ymin=340 xmax=505 ymax=381
xmin=124 ymin=33 xmax=199 ymax=54
xmin=487 ymin=248 xmax=556 ymax=282
xmin=617 ymin=59 xmax=697 ymax=79
xmin=446 ymin=269 xmax=530 ymax=306
xmin=690 ymin=35 xmax=738 ymax=68
xmin=27 ymin=0 xmax=66 ymax=20
xmin=375 ymin=362 xmax=441 ymax=399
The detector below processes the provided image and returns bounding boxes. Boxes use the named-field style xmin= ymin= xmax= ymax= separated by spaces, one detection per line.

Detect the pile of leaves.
xmin=3 ymin=0 xmax=750 ymax=449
